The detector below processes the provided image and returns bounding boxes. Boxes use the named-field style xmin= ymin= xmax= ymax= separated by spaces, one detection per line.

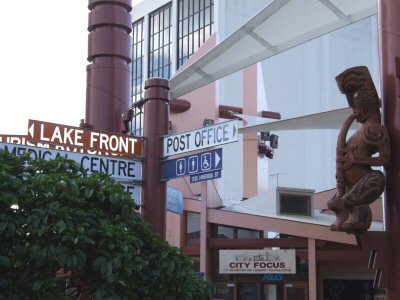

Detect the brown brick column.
xmin=85 ymin=0 xmax=132 ymax=133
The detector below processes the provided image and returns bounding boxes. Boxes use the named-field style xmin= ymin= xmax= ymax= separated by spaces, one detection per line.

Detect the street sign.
xmin=163 ymin=120 xmax=238 ymax=156
xmin=120 ymin=183 xmax=142 ymax=206
xmin=0 ymin=142 xmax=142 ymax=181
xmin=167 ymin=187 xmax=184 ymax=215
xmin=163 ymin=148 xmax=222 ymax=180
xmin=27 ymin=119 xmax=143 ymax=157
xmin=190 ymin=169 xmax=222 ymax=183
xmin=0 ymin=134 xmax=126 ymax=157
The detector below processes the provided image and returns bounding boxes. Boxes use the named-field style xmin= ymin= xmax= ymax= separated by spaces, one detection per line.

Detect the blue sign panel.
xmin=163 ymin=148 xmax=222 ymax=180
xmin=167 ymin=186 xmax=184 ymax=215
xmin=262 ymin=274 xmax=283 ymax=282
xmin=190 ymin=169 xmax=222 ymax=183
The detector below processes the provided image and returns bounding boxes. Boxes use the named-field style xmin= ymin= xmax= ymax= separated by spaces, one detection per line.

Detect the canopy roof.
xmin=170 ymin=0 xmax=377 ymax=99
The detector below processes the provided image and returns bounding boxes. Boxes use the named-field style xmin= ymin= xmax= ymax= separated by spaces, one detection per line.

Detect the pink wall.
xmin=166 ymin=34 xmax=218 ymax=247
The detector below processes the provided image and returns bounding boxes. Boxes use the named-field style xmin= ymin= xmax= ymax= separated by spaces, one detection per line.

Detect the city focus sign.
xmin=0 ymin=142 xmax=142 ymax=181
xmin=163 ymin=120 xmax=238 ymax=156
xmin=219 ymin=249 xmax=296 ymax=274
xmin=28 ymin=119 xmax=143 ymax=157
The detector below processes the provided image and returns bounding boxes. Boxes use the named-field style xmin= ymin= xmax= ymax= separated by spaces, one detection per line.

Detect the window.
xmin=132 ymin=18 xmax=144 ymax=103
xmin=131 ymin=18 xmax=144 ymax=136
xmin=186 ymin=212 xmax=200 ymax=247
xmin=149 ymin=4 xmax=172 ymax=79
xmin=177 ymin=0 xmax=214 ymax=67
xmin=237 ymin=228 xmax=260 ymax=239
xmin=217 ymin=225 xmax=234 ymax=239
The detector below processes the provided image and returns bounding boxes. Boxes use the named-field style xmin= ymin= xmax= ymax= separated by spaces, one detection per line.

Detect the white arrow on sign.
xmin=163 ymin=120 xmax=238 ymax=157
xmin=215 ymin=151 xmax=221 ymax=168
xmin=28 ymin=123 xmax=34 ymax=138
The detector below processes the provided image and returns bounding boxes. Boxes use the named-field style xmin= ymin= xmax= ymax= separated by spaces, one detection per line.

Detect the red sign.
xmin=27 ymin=120 xmax=143 ymax=157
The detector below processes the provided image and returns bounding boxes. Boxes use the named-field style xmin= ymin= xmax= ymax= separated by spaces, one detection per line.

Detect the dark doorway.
xmin=323 ymin=279 xmax=374 ymax=300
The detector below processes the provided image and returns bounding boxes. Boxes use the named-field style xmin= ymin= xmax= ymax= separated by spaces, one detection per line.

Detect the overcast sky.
xmin=0 ymin=1 xmax=142 ymax=135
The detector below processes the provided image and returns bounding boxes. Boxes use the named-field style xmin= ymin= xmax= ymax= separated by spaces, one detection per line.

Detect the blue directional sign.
xmin=163 ymin=148 xmax=222 ymax=180
xmin=167 ymin=187 xmax=184 ymax=215
xmin=190 ymin=169 xmax=222 ymax=183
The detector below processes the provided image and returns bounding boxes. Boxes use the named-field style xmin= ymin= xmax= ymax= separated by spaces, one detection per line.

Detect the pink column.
xmin=379 ymin=0 xmax=400 ymax=298
xmin=308 ymin=238 xmax=317 ymax=300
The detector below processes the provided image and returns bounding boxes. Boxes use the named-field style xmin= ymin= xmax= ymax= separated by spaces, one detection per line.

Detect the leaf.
xmin=93 ymin=256 xmax=106 ymax=271
xmin=32 ymin=280 xmax=44 ymax=291
xmin=84 ymin=187 xmax=94 ymax=199
xmin=55 ymin=220 xmax=66 ymax=233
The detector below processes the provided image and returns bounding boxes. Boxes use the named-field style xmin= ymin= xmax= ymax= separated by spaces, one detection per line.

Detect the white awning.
xmin=170 ymin=0 xmax=377 ymax=99
xmin=238 ymin=107 xmax=359 ymax=133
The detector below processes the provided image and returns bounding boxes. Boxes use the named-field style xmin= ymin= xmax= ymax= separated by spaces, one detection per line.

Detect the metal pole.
xmin=143 ymin=78 xmax=170 ymax=239
xmin=379 ymin=0 xmax=400 ymax=297
xmin=84 ymin=0 xmax=132 ymax=133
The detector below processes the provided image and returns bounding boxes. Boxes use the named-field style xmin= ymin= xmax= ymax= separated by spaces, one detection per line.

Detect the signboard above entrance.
xmin=219 ymin=249 xmax=296 ymax=274
xmin=27 ymin=119 xmax=143 ymax=157
xmin=163 ymin=120 xmax=238 ymax=156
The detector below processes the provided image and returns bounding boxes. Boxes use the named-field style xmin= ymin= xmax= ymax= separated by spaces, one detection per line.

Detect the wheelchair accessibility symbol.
xmin=200 ymin=153 xmax=211 ymax=171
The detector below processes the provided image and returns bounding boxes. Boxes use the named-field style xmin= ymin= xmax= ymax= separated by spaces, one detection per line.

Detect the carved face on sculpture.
xmin=335 ymin=66 xmax=381 ymax=122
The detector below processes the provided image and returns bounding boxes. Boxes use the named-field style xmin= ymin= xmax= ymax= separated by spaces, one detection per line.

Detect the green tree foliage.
xmin=0 ymin=150 xmax=211 ymax=299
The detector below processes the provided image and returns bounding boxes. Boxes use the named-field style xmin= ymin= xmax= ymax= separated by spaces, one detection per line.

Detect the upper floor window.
xmin=131 ymin=18 xmax=145 ymax=136
xmin=132 ymin=18 xmax=145 ymax=104
xmin=177 ymin=0 xmax=214 ymax=68
xmin=149 ymin=3 xmax=172 ymax=79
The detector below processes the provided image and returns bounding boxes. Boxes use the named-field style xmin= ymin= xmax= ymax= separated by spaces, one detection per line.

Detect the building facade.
xmin=131 ymin=1 xmax=384 ymax=299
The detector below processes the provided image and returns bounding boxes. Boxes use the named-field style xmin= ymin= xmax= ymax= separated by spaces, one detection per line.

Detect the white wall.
xmin=261 ymin=16 xmax=379 ymax=192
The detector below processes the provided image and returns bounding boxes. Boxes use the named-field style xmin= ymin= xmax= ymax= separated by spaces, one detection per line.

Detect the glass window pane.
xmin=164 ymin=9 xmax=170 ymax=27
xmin=183 ymin=18 xmax=188 ymax=35
xmin=217 ymin=226 xmax=234 ymax=239
xmin=153 ymin=14 xmax=159 ymax=33
xmin=194 ymin=12 xmax=199 ymax=31
xmin=205 ymin=7 xmax=210 ymax=25
xmin=183 ymin=1 xmax=189 ymax=18
xmin=186 ymin=212 xmax=200 ymax=247
xmin=154 ymin=33 xmax=159 ymax=49
xmin=193 ymin=0 xmax=200 ymax=13
xmin=238 ymin=228 xmax=259 ymax=239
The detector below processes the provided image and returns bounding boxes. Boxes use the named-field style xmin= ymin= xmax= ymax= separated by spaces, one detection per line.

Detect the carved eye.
xmin=353 ymin=91 xmax=358 ymax=98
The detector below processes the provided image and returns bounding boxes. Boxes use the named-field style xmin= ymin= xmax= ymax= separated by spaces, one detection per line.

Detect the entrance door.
xmin=284 ymin=282 xmax=307 ymax=300
xmin=238 ymin=283 xmax=280 ymax=300
xmin=263 ymin=284 xmax=278 ymax=300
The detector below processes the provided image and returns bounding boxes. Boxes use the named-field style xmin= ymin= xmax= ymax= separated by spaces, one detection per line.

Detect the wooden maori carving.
xmin=327 ymin=66 xmax=390 ymax=233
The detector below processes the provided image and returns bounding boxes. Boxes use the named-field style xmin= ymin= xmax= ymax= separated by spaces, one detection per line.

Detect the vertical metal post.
xmin=84 ymin=0 xmax=132 ymax=133
xmin=143 ymin=78 xmax=170 ymax=239
xmin=379 ymin=0 xmax=400 ymax=297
